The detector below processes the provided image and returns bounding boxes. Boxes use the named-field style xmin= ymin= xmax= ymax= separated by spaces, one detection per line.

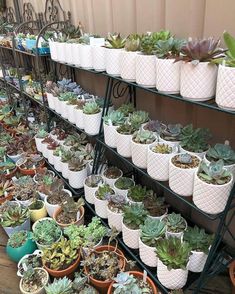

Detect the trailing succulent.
xmin=115 ymin=177 xmax=134 ymax=190
xmin=206 ymin=143 xmax=235 ymax=165
xmin=132 ymin=130 xmax=155 ymax=144
xmin=140 ymin=218 xmax=166 ymax=247
xmin=103 ymin=110 xmax=125 ymax=126
xmin=123 ymin=203 xmax=148 ymax=230
xmin=164 ymin=212 xmax=186 ymax=233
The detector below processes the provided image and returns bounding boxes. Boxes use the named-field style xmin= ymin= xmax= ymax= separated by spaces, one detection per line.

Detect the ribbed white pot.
xmin=120 ymin=51 xmax=137 ymax=82
xmin=147 ymin=209 xmax=168 ymax=221
xmin=103 ymin=123 xmax=118 ymax=148
xmin=61 ymin=161 xmax=69 ymax=179
xmin=107 ymin=206 xmax=123 ymax=232
xmin=74 ymin=108 xmax=84 ymax=129
xmin=49 ymin=41 xmax=58 ymax=60
xmin=131 ymin=138 xmax=157 ymax=169
xmin=122 ymin=221 xmax=140 ymax=249
xmin=47 ymin=149 xmax=54 ymax=165
xmin=157 ymin=259 xmax=188 ymax=289
xmin=116 ymin=131 xmax=133 ymax=158
xmin=83 ymin=180 xmax=100 ymax=205
xmin=44 ymin=189 xmax=72 ymax=217
xmin=179 ymin=145 xmax=207 ymax=159
xmin=79 ymin=44 xmax=93 ymax=69
xmin=158 ymin=135 xmax=181 ymax=148
xmin=68 ymin=167 xmax=87 ymax=189
xmin=169 ymin=154 xmax=200 ymax=197
xmin=53 ymin=156 xmax=62 ymax=172
xmin=180 ymin=62 xmax=218 ymax=101
xmin=147 ymin=142 xmax=177 ymax=181
xmin=64 ymin=43 xmax=73 ymax=64
xmin=114 ymin=179 xmax=135 ymax=199
xmin=91 ymin=46 xmax=106 ymax=71
xmin=188 ymin=250 xmax=208 ymax=272
xmin=102 ymin=170 xmax=123 ymax=188
xmin=67 ymin=104 xmax=76 ymax=124
xmin=136 ymin=54 xmax=156 ymax=88
xmin=193 ymin=172 xmax=233 ymax=214
xmin=83 ymin=110 xmax=102 ymax=135
xmin=204 ymin=155 xmax=235 ymax=179
xmin=139 ymin=238 xmax=158 ymax=267
xmin=60 ymin=100 xmax=69 ymax=119
xmin=71 ymin=43 xmax=80 ymax=66
xmin=216 ymin=65 xmax=235 ymax=110
xmin=56 ymin=42 xmax=66 ymax=63
xmin=105 ymin=48 xmax=123 ymax=76
xmin=47 ymin=92 xmax=55 ymax=110
xmin=94 ymin=194 xmax=108 ymax=219
xmin=156 ymin=58 xmax=182 ymax=94
xmin=34 ymin=137 xmax=43 ymax=152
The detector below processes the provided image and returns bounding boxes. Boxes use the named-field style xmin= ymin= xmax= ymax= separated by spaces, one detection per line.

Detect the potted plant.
xmin=66 ymin=95 xmax=78 ymax=124
xmin=17 ymin=154 xmax=45 ymax=176
xmin=179 ymin=124 xmax=211 ymax=158
xmin=131 ymin=129 xmax=156 ymax=168
xmin=82 ymin=101 xmax=102 ymax=135
xmin=34 ymin=129 xmax=48 ymax=153
xmin=84 ymin=174 xmax=104 ymax=204
xmin=78 ymin=34 xmax=93 ymax=69
xmin=19 ymin=266 xmax=49 ymax=294
xmin=0 ymin=179 xmax=14 ymax=204
xmin=45 ymin=277 xmax=73 ymax=294
xmin=216 ymin=32 xmax=235 ymax=110
xmin=184 ymin=226 xmax=213 ymax=272
xmin=147 ymin=142 xmax=178 ymax=181
xmin=68 ymin=156 xmax=87 ymax=189
xmin=6 ymin=230 xmax=37 ymax=262
xmin=60 ymin=149 xmax=72 ymax=179
xmin=178 ymin=37 xmax=225 ymax=101
xmin=156 ymin=238 xmax=191 ymax=289
xmin=53 ymin=197 xmax=85 ymax=228
xmin=105 ymin=33 xmax=126 ymax=76
xmin=41 ymin=136 xmax=53 ymax=158
xmin=103 ymin=110 xmax=126 ymax=148
xmin=142 ymin=119 xmax=166 ymax=136
xmin=103 ymin=166 xmax=123 ymax=187
xmin=25 ymin=34 xmax=37 ymax=50
xmin=122 ymin=203 xmax=148 ymax=249
xmin=46 ymin=140 xmax=60 ymax=165
xmin=117 ymin=103 xmax=135 ymax=117
xmin=29 ymin=199 xmax=47 ymax=223
xmin=139 ymin=218 xmax=166 ymax=267
xmin=14 ymin=181 xmax=38 ymax=207
xmin=159 ymin=123 xmax=182 ymax=146
xmin=0 ymin=157 xmax=17 ymax=179
xmin=52 ymin=146 xmax=63 ymax=173
xmin=115 ymin=122 xmax=137 ymax=158
xmin=155 ymin=37 xmax=185 ymax=93
xmin=74 ymin=99 xmax=86 ymax=129
xmin=120 ymin=34 xmax=141 ymax=82
xmin=17 ymin=250 xmax=43 ymax=277
xmin=193 ymin=160 xmax=233 ymax=214
xmin=164 ymin=212 xmax=187 ymax=239
xmin=169 ymin=153 xmax=201 ymax=197
xmin=127 ymin=184 xmax=148 ymax=204
xmin=114 ymin=176 xmax=135 ymax=198
xmin=143 ymin=194 xmax=168 ymax=220
xmin=94 ymin=183 xmax=115 ymax=219
xmin=58 ymin=92 xmax=74 ymax=118
xmin=32 ymin=217 xmax=62 ymax=250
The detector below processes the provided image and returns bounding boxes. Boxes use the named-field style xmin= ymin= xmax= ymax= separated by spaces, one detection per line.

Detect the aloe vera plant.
xmin=106 ymin=33 xmax=126 ymax=49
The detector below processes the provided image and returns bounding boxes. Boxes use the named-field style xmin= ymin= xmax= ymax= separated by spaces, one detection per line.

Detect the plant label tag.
xmin=12 ymin=176 xmax=17 ymax=183
xmin=3 ymin=155 xmax=6 ymax=162
xmin=92 ymin=95 xmax=95 ymax=102
xmin=4 ymin=191 xmax=8 ymax=196
xmin=143 ymin=270 xmax=147 ymax=283
xmin=54 ymin=121 xmax=56 ymax=127
xmin=33 ymin=165 xmax=36 ymax=169
xmin=59 ymin=151 xmax=62 ymax=157
xmin=81 ymin=95 xmax=85 ymax=101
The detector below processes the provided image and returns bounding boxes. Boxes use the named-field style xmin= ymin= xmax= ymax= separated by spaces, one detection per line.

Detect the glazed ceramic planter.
xmin=3 ymin=217 xmax=31 ymax=237
xmin=139 ymin=237 xmax=158 ymax=267
xmin=71 ymin=43 xmax=80 ymax=66
xmin=7 ymin=153 xmax=24 ymax=163
xmin=116 ymin=131 xmax=133 ymax=158
xmin=83 ymin=110 xmax=102 ymax=135
xmin=107 ymin=206 xmax=123 ymax=232
xmin=91 ymin=46 xmax=106 ymax=71
xmin=156 ymin=58 xmax=182 ymax=94
xmin=120 ymin=50 xmax=137 ymax=82
xmin=180 ymin=62 xmax=218 ymax=101
xmin=68 ymin=167 xmax=87 ymax=189
xmin=136 ymin=54 xmax=156 ymax=88
xmin=79 ymin=44 xmax=93 ymax=69
xmin=122 ymin=221 xmax=140 ymax=249
xmin=29 ymin=200 xmax=47 ymax=222
xmin=44 ymin=189 xmax=72 ymax=217
xmin=94 ymin=194 xmax=108 ymax=219
xmin=105 ymin=48 xmax=123 ymax=76
xmin=74 ymin=108 xmax=84 ymax=129
xmin=103 ymin=123 xmax=118 ymax=148
xmin=102 ymin=169 xmax=123 ymax=188
xmin=53 ymin=206 xmax=84 ymax=228
xmin=17 ymin=250 xmax=43 ymax=277
xmin=188 ymin=250 xmax=208 ymax=272
xmin=193 ymin=172 xmax=233 ymax=214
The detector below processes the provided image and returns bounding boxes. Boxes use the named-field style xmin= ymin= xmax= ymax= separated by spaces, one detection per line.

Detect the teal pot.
xmin=26 ymin=39 xmax=37 ymax=50
xmin=6 ymin=232 xmax=37 ymax=262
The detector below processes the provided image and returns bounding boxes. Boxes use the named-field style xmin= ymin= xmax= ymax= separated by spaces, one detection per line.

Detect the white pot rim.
xmin=139 ymin=236 xmax=156 ymax=249
xmin=103 ymin=168 xmax=123 ymax=179
xmin=122 ymin=219 xmax=140 ymax=232
xmin=204 ymin=154 xmax=235 ymax=169
xmin=20 ymin=267 xmax=49 ymax=293
xmin=114 ymin=178 xmax=135 ymax=190
xmin=107 ymin=205 xmax=123 ymax=215
xmin=195 ymin=172 xmax=233 ymax=187
xmin=170 ymin=153 xmax=201 ymax=170
xmin=83 ymin=109 xmax=102 ymax=115
xmin=84 ymin=175 xmax=104 ymax=187
xmin=32 ymin=217 xmax=54 ymax=231
xmin=131 ymin=137 xmax=157 ymax=146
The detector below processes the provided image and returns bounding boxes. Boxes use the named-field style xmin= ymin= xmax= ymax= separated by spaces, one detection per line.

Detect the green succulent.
xmin=117 ymin=103 xmax=135 ymax=116
xmin=7 ymin=231 xmax=28 ymax=248
xmin=123 ymin=203 xmax=148 ymax=229
xmin=115 ymin=177 xmax=134 ymax=190
xmin=223 ymin=31 xmax=235 ymax=67
xmin=106 ymin=33 xmax=126 ymax=49
xmin=125 ymin=34 xmax=141 ymax=52
xmin=36 ymin=129 xmax=48 ymax=139
xmin=161 ymin=123 xmax=182 ymax=141
xmin=140 ymin=218 xmax=166 ymax=247
xmin=61 ymin=149 xmax=72 ymax=163
xmin=165 ymin=213 xmax=187 ymax=233
xmin=206 ymin=143 xmax=235 ymax=165
xmin=156 ymin=238 xmax=192 ymax=270
xmin=127 ymin=185 xmax=147 ymax=202
xmin=129 ymin=110 xmax=149 ymax=129
xmin=117 ymin=123 xmax=137 ymax=135
xmin=155 ymin=37 xmax=185 ymax=58
xmin=141 ymin=31 xmax=171 ymax=55
xmin=45 ymin=277 xmax=73 ymax=294
xmin=79 ymin=33 xmax=92 ymax=45
xmin=132 ymin=130 xmax=155 ymax=144
xmin=152 ymin=143 xmax=173 ymax=154
xmin=103 ymin=110 xmax=125 ymax=126
xmin=33 ymin=219 xmax=61 ymax=246
xmin=68 ymin=157 xmax=86 ymax=172
xmin=59 ymin=92 xmax=77 ymax=102
xmin=83 ymin=101 xmax=100 ymax=114
xmin=0 ymin=205 xmax=29 ymax=227
xmin=95 ymin=184 xmax=114 ymax=200
xmin=72 ymin=273 xmax=99 ymax=293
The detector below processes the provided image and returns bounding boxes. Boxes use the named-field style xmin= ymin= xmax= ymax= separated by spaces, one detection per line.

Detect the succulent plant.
xmin=164 ymin=213 xmax=187 ymax=233
xmin=143 ymin=120 xmax=166 ymax=133
xmin=0 ymin=179 xmax=14 ymax=198
xmin=68 ymin=157 xmax=86 ymax=172
xmin=115 ymin=177 xmax=134 ymax=190
xmin=140 ymin=218 xmax=166 ymax=247
xmin=125 ymin=34 xmax=141 ymax=52
xmin=206 ymin=143 xmax=235 ymax=165
xmin=117 ymin=123 xmax=137 ymax=135
xmin=83 ymin=101 xmax=100 ymax=114
xmin=143 ymin=194 xmax=168 ymax=217
xmin=132 ymin=130 xmax=156 ymax=144
xmin=72 ymin=272 xmax=99 ymax=293
xmin=85 ymin=175 xmax=104 ymax=188
xmin=161 ymin=123 xmax=182 ymax=141
xmin=127 ymin=185 xmax=148 ymax=202
xmin=103 ymin=166 xmax=122 ymax=179
xmin=0 ymin=205 xmax=29 ymax=227
xmin=198 ymin=159 xmax=231 ymax=185
xmin=140 ymin=31 xmax=172 ymax=55
xmin=106 ymin=194 xmax=127 ymax=213
xmin=156 ymin=238 xmax=192 ymax=270
xmin=7 ymin=230 xmax=28 ymax=248
xmin=45 ymin=277 xmax=73 ymax=294
xmin=129 ymin=110 xmax=149 ymax=129
xmin=33 ymin=219 xmax=61 ymax=246
xmin=152 ymin=143 xmax=173 ymax=154
xmin=177 ymin=153 xmax=193 ymax=164
xmin=155 ymin=36 xmax=185 ymax=58
xmin=123 ymin=203 xmax=148 ymax=229
xmin=106 ymin=33 xmax=126 ymax=49
xmin=103 ymin=110 xmax=125 ymax=126
xmin=36 ymin=129 xmax=48 ymax=138
xmin=222 ymin=31 xmax=235 ymax=67
xmin=22 ymin=267 xmax=47 ymax=292
xmin=95 ymin=183 xmax=114 ymax=200
xmin=117 ymin=103 xmax=135 ymax=116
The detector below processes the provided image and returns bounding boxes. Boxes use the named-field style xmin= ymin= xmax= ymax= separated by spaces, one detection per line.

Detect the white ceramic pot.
xmin=158 ymin=135 xmax=181 ymax=148
xmin=139 ymin=237 xmax=158 ymax=267
xmin=17 ymin=250 xmax=43 ymax=277
xmin=83 ymin=175 xmax=103 ymax=204
xmin=216 ymin=65 xmax=235 ymax=110
xmin=147 ymin=142 xmax=178 ymax=181
xmin=157 ymin=259 xmax=188 ymax=289
xmin=67 ymin=104 xmax=76 ymax=124
xmin=79 ymin=44 xmax=93 ymax=69
xmin=44 ymin=189 xmax=72 ymax=217
xmin=193 ymin=172 xmax=233 ymax=214
xmin=53 ymin=155 xmax=62 ymax=172
xmin=114 ymin=178 xmax=135 ymax=199
xmin=83 ymin=110 xmax=102 ymax=136
xmin=47 ymin=149 xmax=54 ymax=165
xmin=169 ymin=154 xmax=200 ymax=197
xmin=46 ymin=92 xmax=55 ymax=110
xmin=71 ymin=43 xmax=80 ymax=66
xmin=74 ymin=108 xmax=84 ymax=129
xmin=188 ymin=250 xmax=208 ymax=272
xmin=116 ymin=131 xmax=133 ymax=158
xmin=61 ymin=161 xmax=69 ymax=179
xmin=3 ymin=217 xmax=31 ymax=237
xmin=107 ymin=206 xmax=123 ymax=232
xmin=105 ymin=48 xmax=123 ymax=76
xmin=179 ymin=145 xmax=207 ymax=159
xmin=34 ymin=137 xmax=44 ymax=153
xmin=120 ymin=51 xmax=137 ymax=82
xmin=41 ymin=142 xmax=49 ymax=158
xmin=165 ymin=219 xmax=187 ymax=239
xmin=147 ymin=209 xmax=168 ymax=221
xmin=64 ymin=43 xmax=73 ymax=64
xmin=15 ymin=197 xmax=34 ymax=208
xmin=102 ymin=169 xmax=123 ymax=188
xmin=91 ymin=46 xmax=106 ymax=71
xmin=136 ymin=54 xmax=156 ymax=88
xmin=49 ymin=41 xmax=58 ymax=60
xmin=103 ymin=123 xmax=118 ymax=148
xmin=68 ymin=167 xmax=87 ymax=189
xmin=60 ymin=100 xmax=69 ymax=119
xmin=53 ymin=96 xmax=60 ymax=113
xmin=7 ymin=153 xmax=24 ymax=163
xmin=156 ymin=58 xmax=182 ymax=94
xmin=55 ymin=99 xmax=63 ymax=115
xmin=180 ymin=61 xmax=218 ymax=101
xmin=122 ymin=221 xmax=140 ymax=249
xmin=94 ymin=194 xmax=108 ymax=219
xmin=56 ymin=42 xmax=66 ymax=63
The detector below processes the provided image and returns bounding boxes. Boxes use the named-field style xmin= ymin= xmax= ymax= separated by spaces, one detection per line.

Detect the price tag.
xmin=4 ymin=191 xmax=8 ymax=197
xmin=22 ymin=263 xmax=28 ymax=272
xmin=76 ymin=210 xmax=81 ymax=221
xmin=59 ymin=151 xmax=62 ymax=157
xmin=3 ymin=155 xmax=6 ymax=162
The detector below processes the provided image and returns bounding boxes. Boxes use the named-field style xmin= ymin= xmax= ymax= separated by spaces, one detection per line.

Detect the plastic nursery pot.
xmin=53 ymin=206 xmax=85 ymax=228
xmin=29 ymin=200 xmax=48 ymax=222
xmin=6 ymin=232 xmax=37 ymax=263
xmin=107 ymin=271 xmax=158 ymax=294
xmin=44 ymin=250 xmax=81 ymax=278
xmin=84 ymin=245 xmax=126 ymax=292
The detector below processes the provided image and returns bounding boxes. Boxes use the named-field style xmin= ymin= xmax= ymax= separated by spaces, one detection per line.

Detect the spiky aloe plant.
xmin=106 ymin=33 xmax=126 ymax=49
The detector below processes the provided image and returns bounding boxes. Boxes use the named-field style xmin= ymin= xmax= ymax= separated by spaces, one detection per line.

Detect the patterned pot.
xmin=83 ymin=175 xmax=103 ymax=204
xmin=64 ymin=43 xmax=73 ymax=64
xmin=179 ymin=145 xmax=207 ymax=159
xmin=113 ymin=178 xmax=135 ymax=199
xmin=94 ymin=194 xmax=108 ymax=219
xmin=74 ymin=108 xmax=84 ymax=129
xmin=47 ymin=149 xmax=54 ymax=165
xmin=68 ymin=167 xmax=87 ymax=189
xmin=139 ymin=237 xmax=158 ymax=267
xmin=83 ymin=110 xmax=102 ymax=136
xmin=103 ymin=123 xmax=118 ymax=148
xmin=136 ymin=54 xmax=156 ymax=88
xmin=156 ymin=58 xmax=182 ymax=94
xmin=102 ymin=169 xmax=123 ymax=188
xmin=61 ymin=161 xmax=69 ymax=179
xmin=71 ymin=43 xmax=80 ymax=66
xmin=60 ymin=100 xmax=69 ymax=119
xmin=216 ymin=65 xmax=235 ymax=110
xmin=49 ymin=41 xmax=58 ymax=60
xmin=46 ymin=92 xmax=55 ymax=110
xmin=188 ymin=250 xmax=208 ymax=272
xmin=122 ymin=221 xmax=140 ymax=249
xmin=67 ymin=104 xmax=76 ymax=124
xmin=180 ymin=62 xmax=218 ymax=101
xmin=79 ymin=44 xmax=93 ymax=69
xmin=53 ymin=155 xmax=62 ymax=172
xmin=116 ymin=131 xmax=133 ymax=158
xmin=53 ymin=97 xmax=60 ymax=113
xmin=120 ymin=51 xmax=137 ymax=82
xmin=91 ymin=46 xmax=106 ymax=71
xmin=105 ymin=48 xmax=123 ymax=76
xmin=56 ymin=42 xmax=66 ymax=63
xmin=107 ymin=206 xmax=123 ymax=232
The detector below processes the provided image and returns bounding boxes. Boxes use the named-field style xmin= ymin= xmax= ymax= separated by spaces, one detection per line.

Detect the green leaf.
xmin=224 ymin=31 xmax=235 ymax=59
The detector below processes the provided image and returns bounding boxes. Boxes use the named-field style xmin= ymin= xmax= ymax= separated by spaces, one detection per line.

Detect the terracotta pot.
xmin=229 ymin=260 xmax=235 ymax=287
xmin=2 ymin=167 xmax=17 ymax=179
xmin=18 ymin=161 xmax=45 ymax=176
xmin=107 ymin=271 xmax=158 ymax=294
xmin=53 ymin=206 xmax=85 ymax=228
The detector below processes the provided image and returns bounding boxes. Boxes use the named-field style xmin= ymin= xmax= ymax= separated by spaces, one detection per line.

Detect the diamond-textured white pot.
xmin=53 ymin=97 xmax=60 ymax=113
xmin=179 ymin=145 xmax=207 ymax=159
xmin=46 ymin=92 xmax=55 ymax=110
xmin=83 ymin=110 xmax=102 ymax=136
xmin=120 ymin=51 xmax=137 ymax=82
xmin=136 ymin=54 xmax=156 ymax=88
xmin=67 ymin=104 xmax=76 ymax=124
xmin=60 ymin=100 xmax=69 ymax=119
xmin=61 ymin=161 xmax=69 ymax=179
xmin=107 ymin=206 xmax=123 ymax=232
xmin=79 ymin=44 xmax=93 ymax=69
xmin=157 ymin=259 xmax=188 ymax=289
xmin=216 ymin=65 xmax=235 ymax=110
xmin=55 ymin=99 xmax=63 ymax=115
xmin=56 ymin=42 xmax=66 ymax=63
xmin=49 ymin=41 xmax=58 ymax=60
xmin=71 ymin=43 xmax=80 ymax=66
xmin=180 ymin=62 xmax=218 ymax=101
xmin=193 ymin=172 xmax=233 ymax=214
xmin=103 ymin=123 xmax=118 ymax=148
xmin=114 ymin=178 xmax=135 ymax=199
xmin=103 ymin=170 xmax=123 ymax=188
xmin=91 ymin=46 xmax=106 ymax=71
xmin=74 ymin=108 xmax=84 ymax=129
xmin=44 ymin=189 xmax=72 ymax=217
xmin=122 ymin=221 xmax=140 ymax=249
xmin=105 ymin=48 xmax=123 ymax=76
xmin=68 ymin=167 xmax=87 ymax=189
xmin=84 ymin=177 xmax=101 ymax=204
xmin=139 ymin=237 xmax=158 ymax=267
xmin=156 ymin=58 xmax=182 ymax=94
xmin=188 ymin=250 xmax=208 ymax=272
xmin=53 ymin=156 xmax=62 ymax=172
xmin=116 ymin=131 xmax=133 ymax=158
xmin=204 ymin=155 xmax=235 ymax=179
xmin=94 ymin=194 xmax=108 ymax=219
xmin=169 ymin=154 xmax=200 ymax=197
xmin=34 ymin=137 xmax=43 ymax=152
xmin=47 ymin=149 xmax=54 ymax=165
xmin=64 ymin=43 xmax=73 ymax=64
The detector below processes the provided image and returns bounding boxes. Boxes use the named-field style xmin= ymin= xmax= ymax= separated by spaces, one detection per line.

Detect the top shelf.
xmin=0 ymin=45 xmax=50 ymax=57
